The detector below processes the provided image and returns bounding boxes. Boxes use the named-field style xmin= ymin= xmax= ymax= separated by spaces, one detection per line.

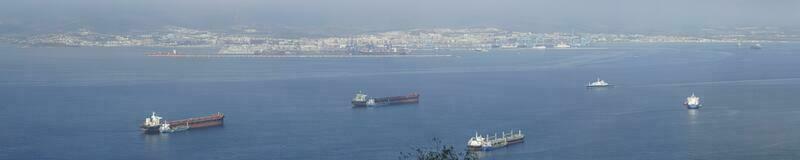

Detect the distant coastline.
xmin=145 ymin=54 xmax=452 ymax=58
xmin=6 ymin=27 xmax=789 ymax=51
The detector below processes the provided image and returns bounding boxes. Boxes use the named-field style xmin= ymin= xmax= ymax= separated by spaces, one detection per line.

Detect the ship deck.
xmin=166 ymin=113 xmax=224 ymax=125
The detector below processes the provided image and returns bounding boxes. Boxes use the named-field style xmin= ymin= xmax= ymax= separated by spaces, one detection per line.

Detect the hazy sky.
xmin=1 ymin=0 xmax=798 ymax=33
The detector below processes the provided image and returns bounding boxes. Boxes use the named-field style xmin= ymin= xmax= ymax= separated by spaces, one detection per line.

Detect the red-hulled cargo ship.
xmin=351 ymin=91 xmax=419 ymax=107
xmin=141 ymin=112 xmax=224 ymax=134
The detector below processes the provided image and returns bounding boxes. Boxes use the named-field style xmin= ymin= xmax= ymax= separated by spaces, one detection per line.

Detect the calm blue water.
xmin=2 ymin=43 xmax=800 ymax=160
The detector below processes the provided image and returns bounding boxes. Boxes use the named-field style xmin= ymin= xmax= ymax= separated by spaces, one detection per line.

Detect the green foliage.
xmin=399 ymin=138 xmax=478 ymax=160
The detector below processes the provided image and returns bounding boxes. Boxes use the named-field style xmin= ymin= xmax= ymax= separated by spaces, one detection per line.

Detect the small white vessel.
xmin=554 ymin=42 xmax=571 ymax=48
xmin=684 ymin=93 xmax=702 ymax=109
xmin=750 ymin=44 xmax=762 ymax=50
xmin=586 ymin=78 xmax=611 ymax=87
xmin=472 ymin=48 xmax=489 ymax=52
xmin=160 ymin=122 xmax=191 ymax=133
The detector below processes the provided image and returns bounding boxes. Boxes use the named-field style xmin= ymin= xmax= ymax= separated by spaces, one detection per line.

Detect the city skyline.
xmin=7 ymin=26 xmax=791 ymax=54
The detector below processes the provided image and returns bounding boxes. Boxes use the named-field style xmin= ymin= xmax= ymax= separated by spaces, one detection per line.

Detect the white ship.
xmin=219 ymin=45 xmax=263 ymax=54
xmin=554 ymin=42 xmax=571 ymax=48
xmin=586 ymin=78 xmax=611 ymax=87
xmin=467 ymin=130 xmax=524 ymax=151
xmin=684 ymin=93 xmax=702 ymax=109
xmin=159 ymin=122 xmax=190 ymax=133
xmin=750 ymin=44 xmax=762 ymax=50
xmin=472 ymin=48 xmax=489 ymax=52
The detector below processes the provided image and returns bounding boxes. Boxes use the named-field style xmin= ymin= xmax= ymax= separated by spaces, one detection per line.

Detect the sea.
xmin=2 ymin=43 xmax=800 ymax=160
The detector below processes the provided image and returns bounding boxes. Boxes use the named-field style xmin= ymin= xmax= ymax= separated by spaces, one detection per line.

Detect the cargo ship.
xmin=684 ymin=93 xmax=702 ymax=109
xmin=140 ymin=112 xmax=224 ymax=134
xmin=467 ymin=130 xmax=525 ymax=151
xmin=351 ymin=91 xmax=419 ymax=107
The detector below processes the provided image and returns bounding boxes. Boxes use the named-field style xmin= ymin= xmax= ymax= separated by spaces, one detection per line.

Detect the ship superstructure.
xmin=684 ymin=93 xmax=702 ymax=109
xmin=141 ymin=112 xmax=164 ymax=134
xmin=587 ymin=78 xmax=611 ymax=87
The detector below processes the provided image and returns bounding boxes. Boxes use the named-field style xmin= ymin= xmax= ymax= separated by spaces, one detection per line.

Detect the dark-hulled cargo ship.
xmin=140 ymin=112 xmax=224 ymax=134
xmin=351 ymin=91 xmax=419 ymax=107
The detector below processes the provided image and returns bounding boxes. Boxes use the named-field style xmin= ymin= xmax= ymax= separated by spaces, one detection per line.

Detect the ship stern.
xmin=141 ymin=126 xmax=161 ymax=134
xmin=352 ymin=100 xmax=368 ymax=107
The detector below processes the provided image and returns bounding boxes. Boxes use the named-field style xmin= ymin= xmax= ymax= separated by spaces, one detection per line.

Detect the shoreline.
xmin=146 ymin=54 xmax=453 ymax=58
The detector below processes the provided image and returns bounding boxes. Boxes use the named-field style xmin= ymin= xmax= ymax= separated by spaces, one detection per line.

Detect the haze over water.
xmin=2 ymin=43 xmax=800 ymax=159
xmin=2 ymin=0 xmax=799 ymax=34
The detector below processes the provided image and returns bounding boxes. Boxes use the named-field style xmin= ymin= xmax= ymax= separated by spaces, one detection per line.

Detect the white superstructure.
xmin=686 ymin=93 xmax=700 ymax=106
xmin=555 ymin=42 xmax=571 ymax=48
xmin=160 ymin=122 xmax=191 ymax=133
xmin=159 ymin=123 xmax=172 ymax=132
xmin=143 ymin=112 xmax=163 ymax=127
xmin=467 ymin=132 xmax=488 ymax=148
xmin=353 ymin=91 xmax=368 ymax=102
xmin=587 ymin=78 xmax=610 ymax=87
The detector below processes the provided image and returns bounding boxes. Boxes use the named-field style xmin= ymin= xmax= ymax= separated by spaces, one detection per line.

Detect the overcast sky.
xmin=1 ymin=0 xmax=798 ymax=33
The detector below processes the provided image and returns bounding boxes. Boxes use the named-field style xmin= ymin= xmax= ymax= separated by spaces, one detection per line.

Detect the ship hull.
xmin=141 ymin=126 xmax=161 ymax=134
xmin=507 ymin=137 xmax=524 ymax=144
xmin=467 ymin=140 xmax=524 ymax=151
xmin=685 ymin=104 xmax=701 ymax=109
xmin=351 ymin=101 xmax=368 ymax=107
xmin=467 ymin=146 xmax=483 ymax=151
xmin=166 ymin=114 xmax=225 ymax=130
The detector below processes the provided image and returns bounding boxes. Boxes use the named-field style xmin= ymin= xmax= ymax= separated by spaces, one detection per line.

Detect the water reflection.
xmin=587 ymin=87 xmax=611 ymax=91
xmin=469 ymin=148 xmax=519 ymax=159
xmin=469 ymin=150 xmax=491 ymax=159
xmin=141 ymin=125 xmax=225 ymax=144
xmin=143 ymin=133 xmax=171 ymax=147
xmin=687 ymin=109 xmax=699 ymax=125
